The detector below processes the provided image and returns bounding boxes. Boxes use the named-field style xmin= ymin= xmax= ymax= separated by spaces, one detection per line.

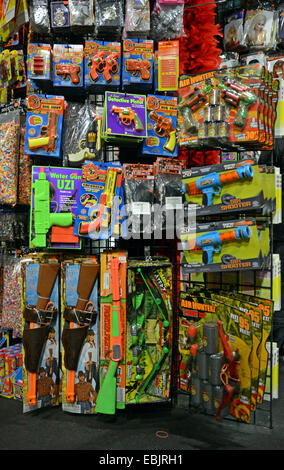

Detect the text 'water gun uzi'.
xmin=183 ymin=164 xmax=253 ymax=207
xmin=184 ymin=225 xmax=251 ymax=264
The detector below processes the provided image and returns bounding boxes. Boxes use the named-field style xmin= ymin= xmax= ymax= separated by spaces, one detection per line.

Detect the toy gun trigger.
xmin=121 ymin=116 xmax=132 ymax=126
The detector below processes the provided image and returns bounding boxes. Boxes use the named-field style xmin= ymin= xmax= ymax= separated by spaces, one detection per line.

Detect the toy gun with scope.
xmin=182 ymin=164 xmax=253 ymax=207
xmin=149 ymin=110 xmax=176 ymax=153
xmin=28 ymin=111 xmax=59 ymax=153
xmin=179 ymin=83 xmax=212 ymax=132
xmin=218 ymin=79 xmax=257 ymax=129
xmin=112 ymin=105 xmax=144 ymax=131
xmin=183 ymin=225 xmax=251 ymax=264
xmin=31 ymin=167 xmax=73 ymax=248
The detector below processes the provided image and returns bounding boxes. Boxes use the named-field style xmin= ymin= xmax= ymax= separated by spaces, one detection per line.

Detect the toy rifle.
xmin=149 ymin=110 xmax=176 ymax=153
xmin=183 ymin=164 xmax=254 ymax=206
xmin=95 ymin=257 xmax=123 ymax=415
xmin=22 ymin=262 xmax=60 ymax=406
xmin=61 ymin=262 xmax=99 ymax=402
xmin=31 ymin=167 xmax=73 ymax=248
xmin=28 ymin=111 xmax=59 ymax=153
xmin=184 ymin=225 xmax=251 ymax=264
xmin=55 ymin=63 xmax=81 ymax=85
xmin=112 ymin=106 xmax=144 ymax=131
xmin=125 ymin=58 xmax=151 ymax=81
xmin=218 ymin=79 xmax=257 ymax=129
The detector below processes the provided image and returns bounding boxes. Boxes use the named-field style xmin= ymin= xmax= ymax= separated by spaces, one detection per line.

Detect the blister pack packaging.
xmin=150 ymin=0 xmax=185 ymax=42
xmin=123 ymin=0 xmax=150 ymax=39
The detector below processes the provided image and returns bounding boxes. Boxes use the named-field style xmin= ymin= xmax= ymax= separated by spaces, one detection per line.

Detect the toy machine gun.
xmin=112 ymin=105 xmax=144 ymax=132
xmin=183 ymin=163 xmax=254 ymax=207
xmin=22 ymin=262 xmax=60 ymax=406
xmin=61 ymin=262 xmax=99 ymax=403
xmin=31 ymin=167 xmax=73 ymax=248
xmin=28 ymin=111 xmax=59 ymax=153
xmin=179 ymin=83 xmax=212 ymax=133
xmin=216 ymin=320 xmax=240 ymax=421
xmin=125 ymin=58 xmax=151 ymax=81
xmin=218 ymin=79 xmax=257 ymax=129
xmin=149 ymin=110 xmax=176 ymax=153
xmin=185 ymin=225 xmax=251 ymax=265
xmin=55 ymin=62 xmax=81 ymax=85
xmin=95 ymin=257 xmax=123 ymax=415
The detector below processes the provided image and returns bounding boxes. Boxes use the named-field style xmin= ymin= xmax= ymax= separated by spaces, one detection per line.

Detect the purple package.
xmin=51 ymin=2 xmax=70 ymax=28
xmin=30 ymin=166 xmax=82 ymax=250
xmin=105 ymin=91 xmax=147 ymax=138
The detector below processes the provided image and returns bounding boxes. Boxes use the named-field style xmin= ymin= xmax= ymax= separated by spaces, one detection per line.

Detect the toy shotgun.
xmin=31 ymin=167 xmax=73 ymax=248
xmin=149 ymin=110 xmax=176 ymax=153
xmin=95 ymin=257 xmax=122 ymax=415
xmin=218 ymin=80 xmax=257 ymax=129
xmin=184 ymin=225 xmax=251 ymax=264
xmin=61 ymin=262 xmax=99 ymax=402
xmin=183 ymin=164 xmax=253 ymax=206
xmin=28 ymin=111 xmax=59 ymax=153
xmin=112 ymin=106 xmax=144 ymax=131
xmin=55 ymin=63 xmax=81 ymax=85
xmin=22 ymin=262 xmax=60 ymax=406
xmin=125 ymin=58 xmax=151 ymax=81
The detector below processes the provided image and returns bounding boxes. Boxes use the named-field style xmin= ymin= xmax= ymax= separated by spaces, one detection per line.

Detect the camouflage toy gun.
xmin=28 ymin=111 xmax=59 ymax=153
xmin=112 ymin=105 xmax=144 ymax=131
xmin=183 ymin=163 xmax=254 ymax=206
xmin=55 ymin=63 xmax=81 ymax=85
xmin=31 ymin=167 xmax=73 ymax=248
xmin=218 ymin=79 xmax=257 ymax=129
xmin=179 ymin=83 xmax=212 ymax=132
xmin=149 ymin=110 xmax=176 ymax=153
xmin=125 ymin=58 xmax=151 ymax=81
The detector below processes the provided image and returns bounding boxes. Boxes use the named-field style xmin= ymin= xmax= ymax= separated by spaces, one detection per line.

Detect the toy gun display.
xmin=112 ymin=105 xmax=144 ymax=131
xmin=216 ymin=320 xmax=240 ymax=421
xmin=125 ymin=58 xmax=151 ymax=81
xmin=61 ymin=262 xmax=99 ymax=403
xmin=22 ymin=262 xmax=60 ymax=406
xmin=89 ymin=51 xmax=106 ymax=81
xmin=28 ymin=111 xmax=59 ymax=153
xmin=186 ymin=225 xmax=251 ymax=264
xmin=95 ymin=257 xmax=123 ymax=415
xmin=218 ymin=80 xmax=257 ymax=129
xmin=55 ymin=63 xmax=81 ymax=85
xmin=31 ymin=167 xmax=73 ymax=248
xmin=179 ymin=83 xmax=212 ymax=132
xmin=149 ymin=110 xmax=176 ymax=153
xmin=183 ymin=164 xmax=254 ymax=207
xmin=79 ymin=168 xmax=121 ymax=235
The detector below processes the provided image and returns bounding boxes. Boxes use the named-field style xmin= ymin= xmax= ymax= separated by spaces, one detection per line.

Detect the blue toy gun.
xmin=183 ymin=164 xmax=253 ymax=207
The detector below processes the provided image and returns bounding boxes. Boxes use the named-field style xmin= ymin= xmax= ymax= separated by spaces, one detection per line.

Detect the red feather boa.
xmin=178 ymin=0 xmax=223 ymax=167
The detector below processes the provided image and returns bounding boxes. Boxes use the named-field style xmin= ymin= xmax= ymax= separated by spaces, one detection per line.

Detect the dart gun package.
xmin=84 ymin=40 xmax=121 ymax=91
xmin=29 ymin=166 xmax=82 ymax=250
xmin=74 ymin=160 xmax=126 ymax=240
xmin=142 ymin=94 xmax=178 ymax=157
xmin=125 ymin=258 xmax=172 ymax=405
xmin=180 ymin=218 xmax=269 ymax=273
xmin=21 ymin=255 xmax=60 ymax=413
xmin=24 ymin=94 xmax=65 ymax=158
xmin=122 ymin=38 xmax=154 ymax=92
xmin=61 ymin=257 xmax=100 ymax=414
xmin=53 ymin=44 xmax=84 ymax=88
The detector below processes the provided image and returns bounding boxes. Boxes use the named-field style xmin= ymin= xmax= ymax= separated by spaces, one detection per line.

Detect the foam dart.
xmin=95 ymin=257 xmax=122 ymax=415
xmin=65 ymin=262 xmax=100 ymax=403
xmin=137 ymin=268 xmax=169 ymax=329
xmin=25 ymin=263 xmax=60 ymax=406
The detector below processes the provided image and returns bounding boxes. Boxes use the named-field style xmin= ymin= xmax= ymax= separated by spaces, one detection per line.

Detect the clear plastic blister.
xmin=150 ymin=0 xmax=186 ymax=42
xmin=223 ymin=11 xmax=245 ymax=52
xmin=29 ymin=0 xmax=51 ymax=33
xmin=69 ymin=0 xmax=95 ymax=27
xmin=243 ymin=9 xmax=277 ymax=51
xmin=123 ymin=0 xmax=150 ymax=38
xmin=95 ymin=0 xmax=124 ymax=33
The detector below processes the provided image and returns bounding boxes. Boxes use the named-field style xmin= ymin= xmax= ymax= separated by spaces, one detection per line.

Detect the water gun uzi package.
xmin=61 ymin=257 xmax=100 ymax=414
xmin=122 ymin=38 xmax=154 ymax=91
xmin=142 ymin=94 xmax=178 ymax=157
xmin=24 ymin=93 xmax=65 ymax=158
xmin=29 ymin=166 xmax=82 ymax=250
xmin=84 ymin=40 xmax=121 ymax=91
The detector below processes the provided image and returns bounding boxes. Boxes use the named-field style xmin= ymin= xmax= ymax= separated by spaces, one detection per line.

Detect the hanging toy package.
xmin=68 ymin=0 xmax=95 ymax=28
xmin=223 ymin=11 xmax=245 ymax=52
xmin=243 ymin=9 xmax=277 ymax=51
xmin=123 ymin=0 xmax=150 ymax=39
xmin=29 ymin=0 xmax=51 ymax=33
xmin=150 ymin=0 xmax=185 ymax=42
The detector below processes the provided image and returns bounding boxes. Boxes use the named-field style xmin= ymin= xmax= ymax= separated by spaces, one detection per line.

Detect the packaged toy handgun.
xmin=84 ymin=40 xmax=121 ymax=91
xmin=142 ymin=94 xmax=178 ymax=157
xmin=122 ymin=38 xmax=154 ymax=91
xmin=29 ymin=166 xmax=82 ymax=250
xmin=24 ymin=93 xmax=65 ymax=158
xmin=53 ymin=44 xmax=84 ymax=87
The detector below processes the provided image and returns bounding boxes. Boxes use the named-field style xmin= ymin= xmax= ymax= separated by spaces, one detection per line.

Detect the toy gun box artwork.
xmin=142 ymin=94 xmax=178 ymax=157
xmin=21 ymin=255 xmax=60 ymax=413
xmin=24 ymin=94 xmax=64 ymax=158
xmin=84 ymin=40 xmax=121 ymax=90
xmin=126 ymin=258 xmax=172 ymax=405
xmin=181 ymin=218 xmax=269 ymax=273
xmin=61 ymin=258 xmax=100 ymax=415
xmin=73 ymin=160 xmax=126 ymax=240
xmin=182 ymin=159 xmax=264 ymax=217
xmin=122 ymin=39 xmax=154 ymax=91
xmin=102 ymin=91 xmax=147 ymax=142
xmin=53 ymin=44 xmax=84 ymax=87
xmin=29 ymin=166 xmax=82 ymax=250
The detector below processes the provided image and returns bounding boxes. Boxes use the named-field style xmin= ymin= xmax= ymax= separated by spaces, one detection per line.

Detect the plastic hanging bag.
xmin=224 ymin=11 xmax=245 ymax=52
xmin=243 ymin=9 xmax=277 ymax=51
xmin=29 ymin=0 xmax=51 ymax=33
xmin=123 ymin=0 xmax=150 ymax=38
xmin=1 ymin=256 xmax=22 ymax=339
xmin=0 ymin=110 xmax=20 ymax=206
xmin=150 ymin=0 xmax=186 ymax=42
xmin=95 ymin=0 xmax=124 ymax=34
xmin=69 ymin=0 xmax=95 ymax=27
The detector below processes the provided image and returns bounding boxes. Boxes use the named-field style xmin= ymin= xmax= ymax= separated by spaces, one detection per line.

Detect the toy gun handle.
xmin=132 ymin=113 xmax=144 ymax=131
xmin=202 ymin=245 xmax=215 ymax=264
xmin=69 ymin=66 xmax=80 ymax=85
xmin=140 ymin=64 xmax=151 ymax=81
xmin=164 ymin=130 xmax=176 ymax=153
